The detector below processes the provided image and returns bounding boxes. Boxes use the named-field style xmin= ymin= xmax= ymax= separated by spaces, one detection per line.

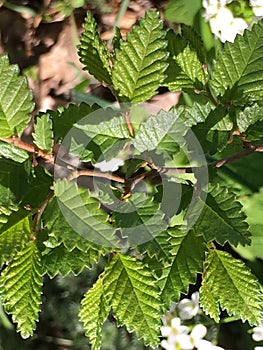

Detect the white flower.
xmin=255 ymin=347 xmax=263 ymax=350
xmin=209 ymin=7 xmax=247 ymax=42
xmin=250 ymin=0 xmax=263 ymax=17
xmin=178 ymin=292 xmax=200 ymax=320
xmin=95 ymin=158 xmax=124 ymax=172
xmin=253 ymin=320 xmax=263 ymax=341
xmin=161 ymin=317 xmax=190 ymax=349
xmin=202 ymin=0 xmax=233 ymax=20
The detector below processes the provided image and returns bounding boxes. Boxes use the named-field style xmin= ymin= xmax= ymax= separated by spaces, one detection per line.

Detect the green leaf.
xmin=164 ymin=30 xmax=207 ymax=92
xmin=133 ymin=109 xmax=187 ymax=154
xmin=48 ymin=102 xmax=100 ymax=141
xmin=43 ymin=189 xmax=112 ymax=253
xmin=164 ymin=0 xmax=202 ymax=26
xmin=236 ymin=188 xmax=263 ymax=260
xmin=53 ymin=180 xmax=118 ymax=248
xmin=159 ymin=229 xmax=206 ymax=308
xmin=236 ymin=103 xmax=263 ymax=140
xmin=42 ymin=244 xmax=97 ymax=278
xmin=113 ymin=192 xmax=167 ymax=248
xmin=210 ymin=20 xmax=263 ymax=101
xmin=32 ymin=115 xmax=53 ymax=153
xmin=79 ymin=277 xmax=110 ymax=350
xmin=193 ymin=184 xmax=251 ymax=247
xmin=0 ymin=55 xmax=34 ymax=137
xmin=112 ymin=10 xmax=168 ymax=102
xmin=78 ymin=12 xmax=112 ymax=84
xmin=0 ymin=240 xmax=43 ymax=338
xmin=0 ymin=158 xmax=30 ymax=205
xmin=0 ymin=210 xmax=31 ymax=268
xmin=200 ymin=249 xmax=263 ymax=326
xmin=22 ymin=165 xmax=53 ymax=209
xmin=0 ymin=141 xmax=29 ymax=162
xmin=74 ymin=115 xmax=130 ymax=161
xmin=103 ymin=254 xmax=162 ymax=347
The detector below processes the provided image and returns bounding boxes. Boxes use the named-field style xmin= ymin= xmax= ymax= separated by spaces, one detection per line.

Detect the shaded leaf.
xmin=159 ymin=229 xmax=206 ymax=308
xmin=193 ymin=184 xmax=251 ymax=247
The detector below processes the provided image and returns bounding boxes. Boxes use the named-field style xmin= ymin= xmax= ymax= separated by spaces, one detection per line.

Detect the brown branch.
xmin=67 ymin=169 xmax=125 ymax=183
xmin=32 ymin=191 xmax=54 ymax=233
xmin=211 ymin=144 xmax=263 ymax=168
xmin=123 ymin=111 xmax=134 ymax=137
xmin=0 ymin=136 xmax=54 ymax=162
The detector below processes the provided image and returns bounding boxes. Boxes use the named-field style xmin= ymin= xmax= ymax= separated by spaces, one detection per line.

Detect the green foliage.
xmin=0 ymin=10 xmax=263 ymax=350
xmin=112 ymin=10 xmax=168 ymax=102
xmin=0 ymin=55 xmax=34 ymax=137
xmin=0 ymin=241 xmax=43 ymax=338
xmin=32 ymin=115 xmax=53 ymax=153
xmin=200 ymin=249 xmax=263 ymax=325
xmin=103 ymin=254 xmax=162 ymax=347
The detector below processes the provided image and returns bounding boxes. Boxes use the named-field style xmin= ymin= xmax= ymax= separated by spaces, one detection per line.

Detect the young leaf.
xmin=0 ymin=210 xmax=31 ymax=268
xmin=112 ymin=10 xmax=168 ymax=102
xmin=0 ymin=55 xmax=34 ymax=137
xmin=0 ymin=240 xmax=43 ymax=338
xmin=159 ymin=229 xmax=206 ymax=308
xmin=103 ymin=254 xmax=162 ymax=347
xmin=200 ymin=249 xmax=263 ymax=326
xmin=164 ymin=30 xmax=207 ymax=92
xmin=42 ymin=244 xmax=96 ymax=278
xmin=79 ymin=12 xmax=112 ymax=85
xmin=210 ymin=20 xmax=263 ymax=101
xmin=32 ymin=115 xmax=53 ymax=153
xmin=79 ymin=277 xmax=110 ymax=350
xmin=193 ymin=184 xmax=251 ymax=247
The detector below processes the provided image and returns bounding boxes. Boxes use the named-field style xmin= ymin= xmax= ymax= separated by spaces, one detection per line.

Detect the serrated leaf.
xmin=193 ymin=184 xmax=251 ymax=247
xmin=158 ymin=229 xmax=206 ymax=308
xmin=32 ymin=115 xmax=53 ymax=153
xmin=112 ymin=10 xmax=168 ymax=102
xmin=42 ymin=244 xmax=98 ymax=278
xmin=200 ymin=249 xmax=263 ymax=325
xmin=0 ymin=141 xmax=29 ymax=162
xmin=165 ymin=30 xmax=207 ymax=92
xmin=79 ymin=277 xmax=110 ymax=350
xmin=48 ymin=102 xmax=100 ymax=141
xmin=53 ymin=180 xmax=118 ymax=248
xmin=0 ymin=210 xmax=31 ymax=268
xmin=0 ymin=240 xmax=43 ymax=338
xmin=0 ymin=55 xmax=34 ymax=137
xmin=78 ymin=12 xmax=112 ymax=84
xmin=133 ymin=109 xmax=187 ymax=154
xmin=236 ymin=103 xmax=263 ymax=140
xmin=113 ymin=192 xmax=167 ymax=248
xmin=43 ymin=188 xmax=113 ymax=252
xmin=210 ymin=20 xmax=263 ymax=100
xmin=74 ymin=115 xmax=130 ymax=161
xmin=103 ymin=254 xmax=162 ymax=347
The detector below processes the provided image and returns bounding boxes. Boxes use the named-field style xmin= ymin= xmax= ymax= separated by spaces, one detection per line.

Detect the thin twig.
xmin=211 ymin=144 xmax=263 ymax=168
xmin=67 ymin=169 xmax=125 ymax=183
xmin=0 ymin=136 xmax=54 ymax=162
xmin=32 ymin=191 xmax=54 ymax=233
